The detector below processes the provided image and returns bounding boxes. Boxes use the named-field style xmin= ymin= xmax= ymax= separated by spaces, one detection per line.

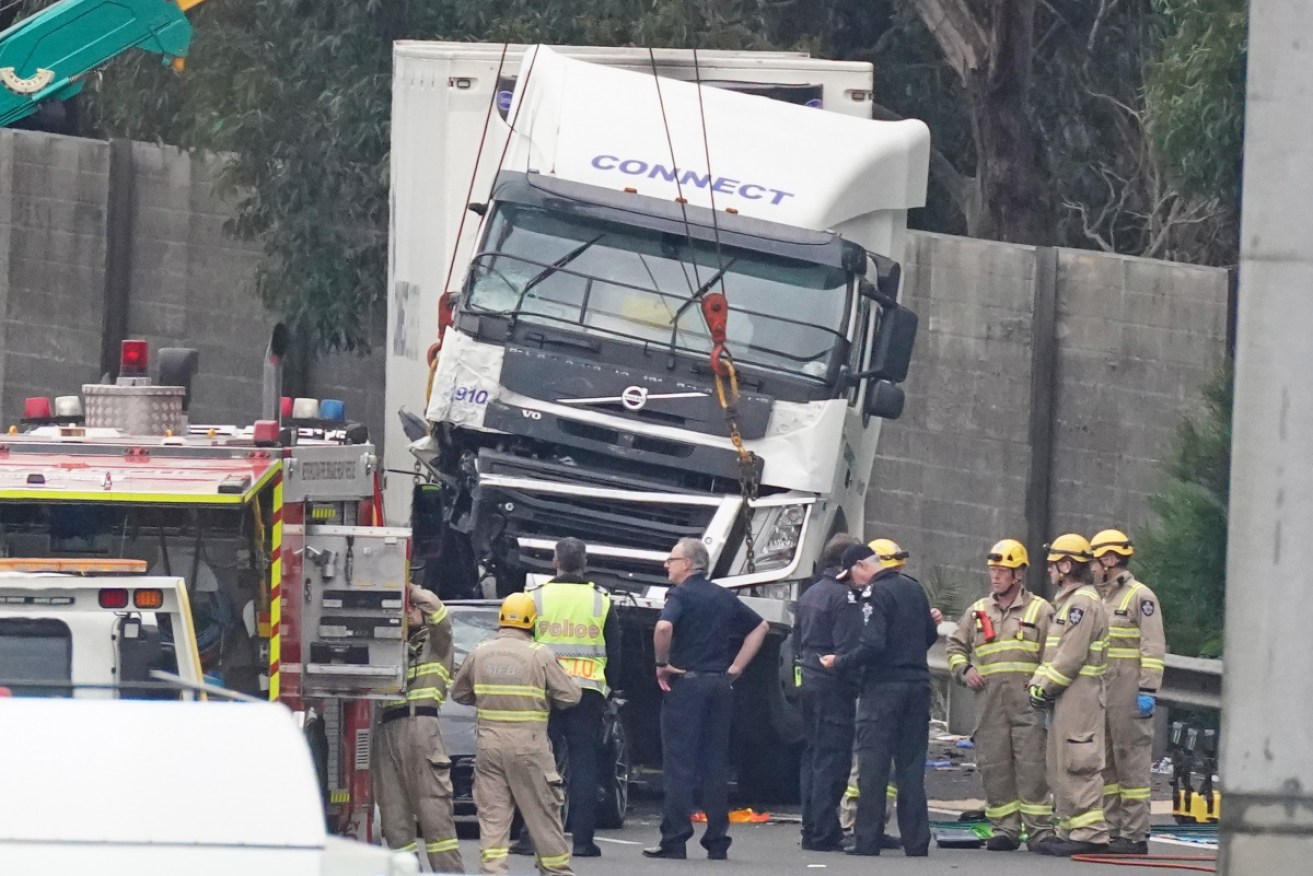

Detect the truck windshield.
xmin=466 ymin=204 xmax=852 ymax=382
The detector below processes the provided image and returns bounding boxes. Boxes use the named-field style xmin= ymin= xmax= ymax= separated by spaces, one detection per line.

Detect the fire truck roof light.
xmin=53 ymin=396 xmax=82 ymax=417
xmin=133 ymin=589 xmax=164 ymax=609
xmin=120 ymin=339 xmax=149 ymax=376
xmin=23 ymin=397 xmax=51 ymax=419
xmin=320 ymin=399 xmax=345 ymax=421
xmin=0 ymin=559 xmax=147 ymax=573
xmin=98 ymin=588 xmax=129 ymax=609
xmin=292 ymin=398 xmax=320 ymax=419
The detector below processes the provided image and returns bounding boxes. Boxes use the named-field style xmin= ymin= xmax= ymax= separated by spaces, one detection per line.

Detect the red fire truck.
xmin=0 ymin=337 xmax=407 ymax=838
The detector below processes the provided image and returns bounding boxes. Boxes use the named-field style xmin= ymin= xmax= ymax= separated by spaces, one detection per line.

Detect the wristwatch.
xmin=655 ymin=661 xmax=669 ymax=668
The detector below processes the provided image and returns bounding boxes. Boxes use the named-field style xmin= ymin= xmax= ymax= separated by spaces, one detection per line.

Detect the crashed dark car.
xmin=444 ymin=600 xmax=631 ymax=828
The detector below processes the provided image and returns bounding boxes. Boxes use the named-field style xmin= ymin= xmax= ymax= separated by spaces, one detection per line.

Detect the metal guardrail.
xmin=927 ymin=623 xmax=1223 ymax=732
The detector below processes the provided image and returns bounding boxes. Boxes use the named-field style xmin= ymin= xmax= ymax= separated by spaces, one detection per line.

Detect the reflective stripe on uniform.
xmin=975 ymin=639 xmax=1041 ymax=657
xmin=538 ymin=852 xmax=572 ymax=868
xmin=473 ymin=683 xmax=547 ymax=699
xmin=1023 ymin=597 xmax=1046 ymax=625
xmin=398 ymin=841 xmax=418 ymax=853
xmin=1063 ymin=808 xmax=1106 ymax=830
xmin=978 ymin=661 xmax=1042 ymax=676
xmin=427 ymin=838 xmax=460 ymax=853
xmin=887 ymin=784 xmax=897 ymax=798
xmin=427 ymin=605 xmax=449 ymax=625
xmin=476 ymin=708 xmax=548 ymax=722
xmin=986 ymin=800 xmax=1021 ymax=819
xmin=947 ymin=654 xmax=968 ymax=670
xmin=406 ymin=686 xmax=446 ymax=702
xmin=1042 ymin=665 xmax=1073 ymax=687
xmin=845 ymin=785 xmax=860 ymax=799
xmin=482 ymin=848 xmax=509 ymax=862
xmin=1107 ymin=647 xmax=1142 ymax=660
xmin=1019 ymin=801 xmax=1054 ymax=816
xmin=1104 ymin=782 xmax=1122 ymax=796
xmin=1120 ymin=786 xmax=1152 ymax=800
xmin=1109 ymin=627 xmax=1142 ymax=639
xmin=1078 ymin=664 xmax=1107 ymax=677
xmin=409 ymin=661 xmax=452 ymax=681
xmin=1141 ymin=657 xmax=1165 ymax=671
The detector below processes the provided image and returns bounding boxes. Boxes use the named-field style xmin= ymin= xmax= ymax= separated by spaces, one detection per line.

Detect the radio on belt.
xmin=289 ymin=523 xmax=410 ymax=698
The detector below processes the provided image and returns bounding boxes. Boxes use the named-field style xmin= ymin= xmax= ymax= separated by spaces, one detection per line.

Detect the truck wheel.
xmin=596 ymin=714 xmax=631 ymax=830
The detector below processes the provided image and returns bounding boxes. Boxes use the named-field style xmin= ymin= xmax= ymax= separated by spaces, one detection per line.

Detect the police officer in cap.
xmin=822 ymin=542 xmax=937 ymax=857
xmin=793 ymin=534 xmax=862 ymax=851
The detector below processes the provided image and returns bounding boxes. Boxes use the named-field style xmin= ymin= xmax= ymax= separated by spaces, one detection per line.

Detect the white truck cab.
xmin=0 ymin=561 xmax=204 ymax=697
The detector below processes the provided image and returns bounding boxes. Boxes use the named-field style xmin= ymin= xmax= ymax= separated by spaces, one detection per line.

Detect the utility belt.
xmin=381 ymin=705 xmax=440 ymax=724
xmin=681 ymin=670 xmax=725 ymax=678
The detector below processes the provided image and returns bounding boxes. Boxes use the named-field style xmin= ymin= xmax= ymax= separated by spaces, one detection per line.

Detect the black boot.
xmin=1106 ymin=838 xmax=1149 ymax=855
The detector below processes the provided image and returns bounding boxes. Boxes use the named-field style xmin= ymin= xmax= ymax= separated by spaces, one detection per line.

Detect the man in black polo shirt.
xmin=793 ymin=534 xmax=861 ymax=851
xmin=822 ymin=543 xmax=938 ymax=857
xmin=644 ymin=537 xmax=768 ymax=861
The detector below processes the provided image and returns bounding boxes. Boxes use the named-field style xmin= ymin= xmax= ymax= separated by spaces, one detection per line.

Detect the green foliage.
xmin=1145 ymin=0 xmax=1247 ymax=207
xmin=1136 ymin=364 xmax=1232 ymax=657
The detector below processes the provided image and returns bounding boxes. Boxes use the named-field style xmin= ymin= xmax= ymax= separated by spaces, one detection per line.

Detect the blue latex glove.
xmin=1137 ymin=694 xmax=1156 ymax=718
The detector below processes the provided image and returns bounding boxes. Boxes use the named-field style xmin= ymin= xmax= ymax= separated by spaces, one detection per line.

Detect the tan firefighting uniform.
xmin=1099 ymin=570 xmax=1166 ymax=843
xmin=1029 ymin=583 xmax=1110 ymax=844
xmin=451 ymin=629 xmax=582 ymax=876
xmin=946 ymin=589 xmax=1054 ymax=845
xmin=372 ymin=602 xmax=464 ymax=872
xmin=839 ymin=756 xmax=895 ymax=831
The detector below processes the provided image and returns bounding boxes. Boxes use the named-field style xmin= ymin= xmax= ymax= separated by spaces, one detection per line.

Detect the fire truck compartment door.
xmin=289 ymin=524 xmax=409 ymax=698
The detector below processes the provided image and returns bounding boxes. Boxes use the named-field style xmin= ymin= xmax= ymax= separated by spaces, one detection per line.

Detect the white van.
xmin=0 ymin=697 xmax=418 ymax=876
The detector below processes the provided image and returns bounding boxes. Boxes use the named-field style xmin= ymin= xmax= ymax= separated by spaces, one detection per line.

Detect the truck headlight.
xmin=729 ymin=503 xmax=808 ymax=574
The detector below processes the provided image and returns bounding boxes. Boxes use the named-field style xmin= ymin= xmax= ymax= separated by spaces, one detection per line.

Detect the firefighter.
xmin=1027 ymin=533 xmax=1111 ymax=856
xmin=823 ymin=542 xmax=938 ymax=857
xmin=946 ymin=539 xmax=1054 ymax=851
xmin=372 ymin=585 xmax=464 ymax=873
xmin=451 ymin=592 xmax=582 ymax=876
xmin=1090 ymin=529 xmax=1166 ymax=856
xmin=528 ymin=537 xmax=621 ymax=857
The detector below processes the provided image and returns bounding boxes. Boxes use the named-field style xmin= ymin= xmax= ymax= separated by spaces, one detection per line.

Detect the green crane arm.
xmin=0 ymin=0 xmax=205 ymax=128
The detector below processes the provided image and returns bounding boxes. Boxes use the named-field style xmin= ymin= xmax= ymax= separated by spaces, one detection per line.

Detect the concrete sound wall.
xmin=0 ymin=129 xmax=1228 ymax=601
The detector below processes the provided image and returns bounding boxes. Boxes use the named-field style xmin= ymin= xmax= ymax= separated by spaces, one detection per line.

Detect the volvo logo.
xmin=558 ymin=389 xmax=708 ymax=408
xmin=620 ymin=386 xmax=648 ymax=411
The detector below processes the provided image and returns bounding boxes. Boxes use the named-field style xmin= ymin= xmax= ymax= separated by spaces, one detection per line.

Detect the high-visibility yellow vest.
xmin=532 ymin=580 xmax=611 ymax=695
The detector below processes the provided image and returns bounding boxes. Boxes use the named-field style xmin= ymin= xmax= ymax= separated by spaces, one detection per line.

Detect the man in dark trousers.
xmin=822 ymin=542 xmax=937 ymax=857
xmin=644 ymin=537 xmax=769 ymax=861
xmin=522 ymin=537 xmax=621 ymax=857
xmin=793 ymin=534 xmax=861 ymax=851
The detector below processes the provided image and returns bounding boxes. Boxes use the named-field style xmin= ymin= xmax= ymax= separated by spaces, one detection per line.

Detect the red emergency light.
xmin=120 ymin=340 xmax=149 ymax=376
xmin=23 ymin=397 xmax=51 ymax=419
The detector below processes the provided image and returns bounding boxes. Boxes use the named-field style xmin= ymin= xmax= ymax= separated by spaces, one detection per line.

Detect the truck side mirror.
xmin=864 ymin=380 xmax=905 ymax=421
xmin=468 ymin=202 xmax=488 ymax=217
xmin=866 ymin=253 xmax=902 ymax=304
xmin=867 ymin=304 xmax=918 ymax=384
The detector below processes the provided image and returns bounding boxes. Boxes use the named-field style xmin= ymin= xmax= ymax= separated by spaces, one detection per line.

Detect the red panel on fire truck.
xmin=0 ymin=447 xmax=280 ymax=505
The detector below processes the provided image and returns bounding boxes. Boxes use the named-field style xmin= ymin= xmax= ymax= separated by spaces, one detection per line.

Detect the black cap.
xmin=837 ymin=543 xmax=876 ymax=580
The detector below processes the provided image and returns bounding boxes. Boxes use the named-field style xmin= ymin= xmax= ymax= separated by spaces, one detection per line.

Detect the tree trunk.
xmin=907 ymin=0 xmax=1053 ymax=245
xmin=966 ymin=0 xmax=1052 ymax=245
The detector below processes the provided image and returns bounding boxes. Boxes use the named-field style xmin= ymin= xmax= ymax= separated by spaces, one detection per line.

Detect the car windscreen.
xmin=0 ymin=617 xmax=72 ymax=697
xmin=450 ymin=608 xmax=500 ymax=662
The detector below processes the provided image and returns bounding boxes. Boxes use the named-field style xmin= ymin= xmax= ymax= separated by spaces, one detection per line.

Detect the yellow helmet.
xmin=868 ymin=538 xmax=909 ymax=570
xmin=986 ymin=539 xmax=1029 ymax=569
xmin=499 ymin=592 xmax=537 ymax=630
xmin=1046 ymin=533 xmax=1093 ymax=564
xmin=1090 ymin=529 xmax=1134 ymax=558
